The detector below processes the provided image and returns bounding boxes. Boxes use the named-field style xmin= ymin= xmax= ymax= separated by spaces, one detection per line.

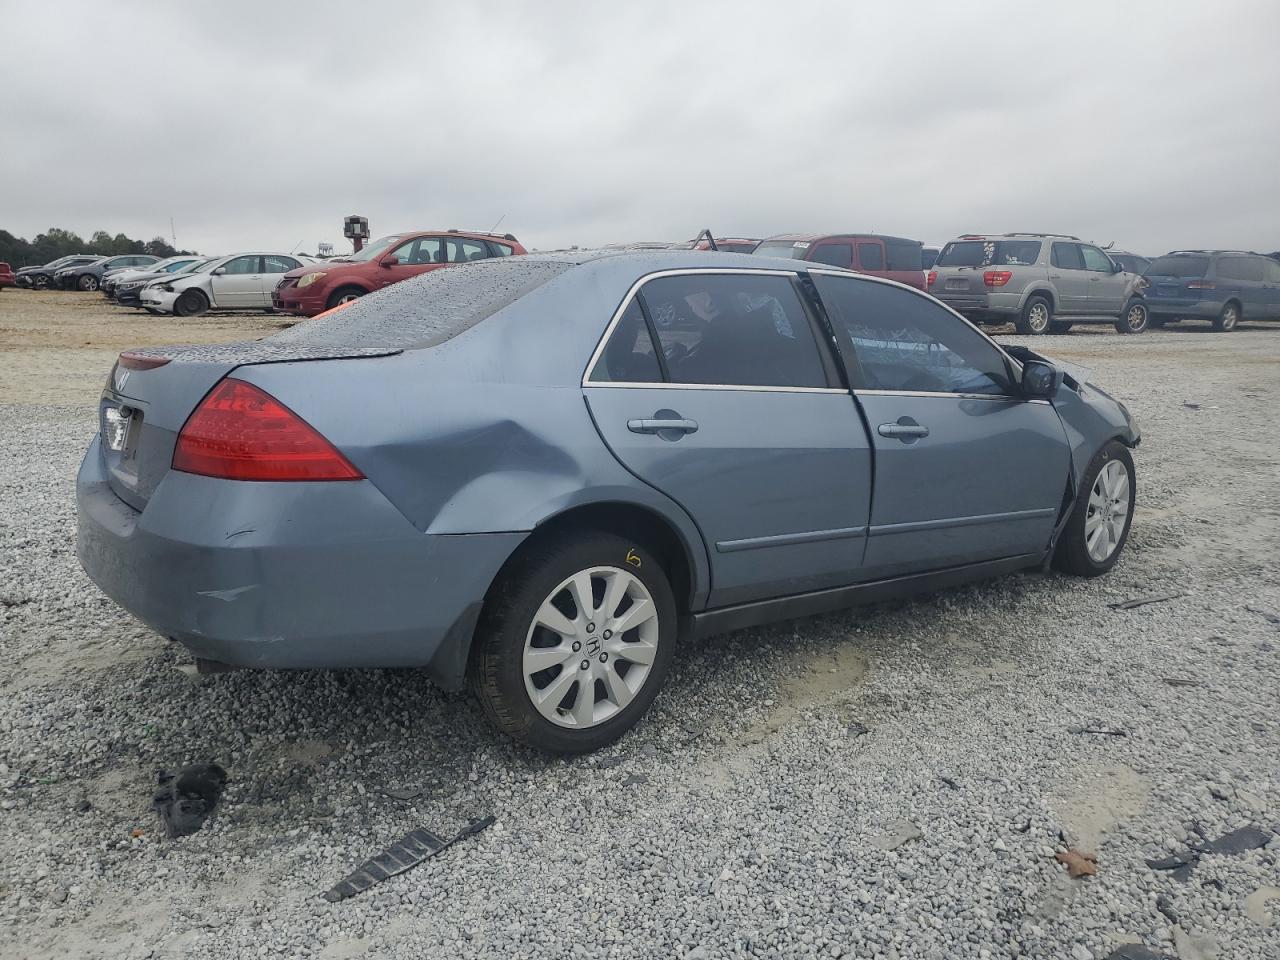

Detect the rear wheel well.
xmin=1026 ymin=288 xmax=1055 ymax=311
xmin=1224 ymin=298 xmax=1242 ymax=315
xmin=496 ymin=503 xmax=696 ymax=617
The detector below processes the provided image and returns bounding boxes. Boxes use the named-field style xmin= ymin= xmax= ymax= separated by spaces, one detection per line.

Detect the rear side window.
xmin=590 ymin=301 xmax=662 ymax=383
xmin=1217 ymin=257 xmax=1264 ymax=282
xmin=447 ymin=237 xmax=489 ymax=263
xmin=1146 ymin=256 xmax=1208 ymax=278
xmin=936 ymin=240 xmax=1041 ymax=268
xmin=263 ymin=256 xmax=299 ymax=273
xmin=814 ymin=274 xmax=1012 ymax=396
xmin=810 ymin=242 xmax=853 ymax=269
xmin=489 ymin=242 xmax=514 ymax=257
xmin=884 ymin=239 xmax=923 ymax=271
xmin=638 ymin=273 xmax=827 ymax=388
xmin=752 ymin=241 xmax=809 ymax=259
xmin=1051 ymin=243 xmax=1086 ymax=270
xmin=856 ymin=243 xmax=885 ymax=270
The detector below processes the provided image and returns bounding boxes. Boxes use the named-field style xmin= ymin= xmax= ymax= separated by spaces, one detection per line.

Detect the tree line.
xmin=0 ymin=227 xmax=196 ymax=267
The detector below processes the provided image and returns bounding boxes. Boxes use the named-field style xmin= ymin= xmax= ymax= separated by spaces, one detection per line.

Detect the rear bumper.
xmin=76 ymin=437 xmax=526 ymax=687
xmin=934 ymin=292 xmax=1020 ymax=322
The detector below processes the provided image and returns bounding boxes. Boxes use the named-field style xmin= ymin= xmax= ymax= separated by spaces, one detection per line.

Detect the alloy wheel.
xmin=1028 ymin=303 xmax=1050 ymax=333
xmin=1221 ymin=305 xmax=1238 ymax=330
xmin=522 ymin=565 xmax=660 ymax=729
xmin=1085 ymin=460 xmax=1130 ymax=562
xmin=1126 ymin=303 xmax=1147 ymax=332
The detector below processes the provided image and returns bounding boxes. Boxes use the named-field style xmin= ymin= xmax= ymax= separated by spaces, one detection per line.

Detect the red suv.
xmin=752 ymin=233 xmax=927 ymax=289
xmin=0 ymin=262 xmax=15 ymax=290
xmin=273 ymin=230 xmax=527 ymax=317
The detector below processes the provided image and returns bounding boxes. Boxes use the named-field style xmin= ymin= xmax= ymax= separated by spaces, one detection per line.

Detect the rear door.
xmin=854 ymin=239 xmax=887 ymax=278
xmin=1261 ymin=258 xmax=1280 ymax=319
xmin=1049 ymin=242 xmax=1091 ymax=314
xmin=445 ymin=236 xmax=492 ymax=264
xmin=812 ymin=272 xmax=1070 ymax=578
xmin=1216 ymin=256 xmax=1266 ymax=318
xmin=584 ymin=269 xmax=873 ymax=607
xmin=807 ymin=240 xmax=854 ymax=270
xmin=210 ymin=255 xmax=264 ymax=307
xmin=883 ymin=238 xmax=925 ymax=290
xmin=1079 ymin=244 xmax=1127 ymax=314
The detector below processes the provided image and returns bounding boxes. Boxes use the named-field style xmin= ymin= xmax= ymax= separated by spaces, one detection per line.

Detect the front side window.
xmin=1080 ymin=245 xmax=1115 ymax=273
xmin=589 ymin=300 xmax=662 ymax=383
xmin=222 ymin=256 xmax=260 ymax=275
xmin=814 ymin=274 xmax=1012 ymax=396
xmin=856 ymin=242 xmax=885 ymax=270
xmin=1051 ymin=243 xmax=1086 ymax=270
xmin=637 ymin=273 xmax=826 ymax=388
xmin=810 ymin=242 xmax=853 ymax=269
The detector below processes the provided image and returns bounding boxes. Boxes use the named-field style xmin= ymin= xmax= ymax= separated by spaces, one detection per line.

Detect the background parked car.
xmin=56 ymin=254 xmax=159 ymax=291
xmin=109 ymin=258 xmax=216 ymax=307
xmin=272 ymin=230 xmax=525 ymax=317
xmin=691 ymin=236 xmax=760 ymax=253
xmin=0 ymin=262 xmax=14 ymax=290
xmin=15 ymin=254 xmax=99 ymax=289
xmin=141 ymin=252 xmax=316 ymax=316
xmin=921 ymin=246 xmax=940 ymax=271
xmin=102 ymin=256 xmax=204 ymax=299
xmin=927 ymin=233 xmax=1150 ymax=334
xmin=1106 ymin=250 xmax=1151 ymax=275
xmin=1143 ymin=250 xmax=1280 ymax=331
xmin=752 ymin=233 xmax=926 ymax=289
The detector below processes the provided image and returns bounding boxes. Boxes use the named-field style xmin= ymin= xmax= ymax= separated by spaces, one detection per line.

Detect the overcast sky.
xmin=3 ymin=1 xmax=1278 ymax=256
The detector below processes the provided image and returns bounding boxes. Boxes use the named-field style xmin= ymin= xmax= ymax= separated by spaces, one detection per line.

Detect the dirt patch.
xmin=0 ymin=290 xmax=290 ymax=406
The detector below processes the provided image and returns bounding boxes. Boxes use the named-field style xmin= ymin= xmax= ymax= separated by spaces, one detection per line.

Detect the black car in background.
xmin=1144 ymin=250 xmax=1280 ymax=331
xmin=15 ymin=255 xmax=99 ymax=289
xmin=108 ymin=257 xmax=213 ymax=306
xmin=55 ymin=253 xmax=159 ymax=291
xmin=1107 ymin=251 xmax=1151 ymax=275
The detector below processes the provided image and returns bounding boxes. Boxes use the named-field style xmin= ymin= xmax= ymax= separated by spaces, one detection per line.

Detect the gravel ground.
xmin=1 ymin=295 xmax=1278 ymax=960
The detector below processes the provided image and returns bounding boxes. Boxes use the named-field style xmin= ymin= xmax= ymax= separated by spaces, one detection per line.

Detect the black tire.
xmin=33 ymin=274 xmax=49 ymax=290
xmin=173 ymin=289 xmax=209 ymax=317
xmin=1048 ymin=320 xmax=1073 ymax=334
xmin=77 ymin=274 xmax=99 ymax=292
xmin=1114 ymin=299 xmax=1149 ymax=334
xmin=1053 ymin=440 xmax=1136 ymax=578
xmin=1016 ymin=295 xmax=1053 ymax=335
xmin=326 ymin=286 xmax=366 ymax=310
xmin=1212 ymin=301 xmax=1240 ymax=332
xmin=469 ymin=530 xmax=677 ymax=753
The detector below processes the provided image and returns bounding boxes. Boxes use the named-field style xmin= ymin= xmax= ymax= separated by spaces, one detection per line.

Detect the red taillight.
xmin=926 ymin=270 xmax=938 ymax=288
xmin=118 ymin=351 xmax=170 ymax=371
xmin=1186 ymin=279 xmax=1215 ymax=289
xmin=173 ymin=378 xmax=363 ymax=482
xmin=983 ymin=270 xmax=1013 ymax=287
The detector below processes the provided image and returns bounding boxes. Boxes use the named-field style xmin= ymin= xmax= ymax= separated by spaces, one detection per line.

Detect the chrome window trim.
xmin=581 ymin=267 xmax=804 ymax=389
xmin=586 ymin=381 xmax=849 ymax=395
xmin=855 ymin=388 xmax=1051 ymax=405
xmin=805 ymin=267 xmax=1026 ymax=372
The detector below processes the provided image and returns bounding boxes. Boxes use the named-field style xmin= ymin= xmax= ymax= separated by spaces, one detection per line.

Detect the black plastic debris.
xmin=847 ymin=721 xmax=869 ymax=738
xmin=1108 ymin=593 xmax=1186 ymax=611
xmin=1104 ymin=946 xmax=1168 ymax=960
xmin=939 ymin=776 xmax=960 ymax=791
xmin=1206 ymin=825 xmax=1272 ymax=855
xmin=321 ymin=816 xmax=495 ymax=903
xmin=379 ymin=785 xmax=423 ymax=802
xmin=152 ymin=763 xmax=227 ymax=838
xmin=1155 ymin=894 xmax=1180 ymax=925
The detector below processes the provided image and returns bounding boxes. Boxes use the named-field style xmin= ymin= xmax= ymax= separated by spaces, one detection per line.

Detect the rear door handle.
xmin=628 ymin=418 xmax=698 ymax=435
xmin=878 ymin=422 xmax=930 ymax=439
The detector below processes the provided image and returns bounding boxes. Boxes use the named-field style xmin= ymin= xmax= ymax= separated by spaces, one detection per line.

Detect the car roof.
xmin=760 ymin=233 xmax=918 ymax=244
xmin=1163 ymin=249 xmax=1261 ymax=256
xmin=391 ymin=229 xmax=519 ymax=243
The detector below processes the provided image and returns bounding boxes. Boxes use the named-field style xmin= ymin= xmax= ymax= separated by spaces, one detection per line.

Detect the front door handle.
xmin=878 ymin=421 xmax=930 ymax=440
xmin=628 ymin=418 xmax=698 ymax=435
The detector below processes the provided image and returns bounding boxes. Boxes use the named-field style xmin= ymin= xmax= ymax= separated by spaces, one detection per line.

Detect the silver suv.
xmin=927 ymin=233 xmax=1150 ymax=334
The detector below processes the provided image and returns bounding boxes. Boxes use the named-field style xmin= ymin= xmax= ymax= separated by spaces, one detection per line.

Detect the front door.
xmin=1080 ymin=244 xmax=1127 ymax=314
xmin=1049 ymin=242 xmax=1091 ymax=314
xmin=812 ymin=272 xmax=1070 ymax=578
xmin=211 ymin=255 xmax=264 ymax=307
xmin=379 ymin=236 xmax=445 ymax=289
xmin=584 ymin=271 xmax=873 ymax=608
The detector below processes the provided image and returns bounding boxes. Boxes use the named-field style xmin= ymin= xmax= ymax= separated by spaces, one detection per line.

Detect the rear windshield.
xmin=752 ymin=241 xmax=809 ymax=259
xmin=936 ymin=239 xmax=1041 ymax=268
xmin=1145 ymin=256 xmax=1209 ymax=278
xmin=269 ymin=257 xmax=571 ymax=349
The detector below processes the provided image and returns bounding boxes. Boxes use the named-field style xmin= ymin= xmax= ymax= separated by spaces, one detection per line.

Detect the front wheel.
xmin=77 ymin=274 xmax=100 ymax=292
xmin=469 ymin=531 xmax=677 ymax=753
xmin=1114 ymin=299 xmax=1149 ymax=334
xmin=33 ymin=274 xmax=50 ymax=290
xmin=326 ymin=286 xmax=365 ymax=310
xmin=1017 ymin=295 xmax=1053 ymax=335
xmin=173 ymin=289 xmax=209 ymax=317
xmin=1053 ymin=440 xmax=1136 ymax=577
xmin=1212 ymin=301 xmax=1239 ymax=332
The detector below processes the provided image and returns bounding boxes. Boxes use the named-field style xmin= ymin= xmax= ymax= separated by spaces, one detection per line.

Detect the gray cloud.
xmin=3 ymin=0 xmax=1278 ymax=256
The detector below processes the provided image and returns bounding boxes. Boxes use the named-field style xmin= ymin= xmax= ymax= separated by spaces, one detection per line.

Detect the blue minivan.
xmin=1144 ymin=250 xmax=1280 ymax=331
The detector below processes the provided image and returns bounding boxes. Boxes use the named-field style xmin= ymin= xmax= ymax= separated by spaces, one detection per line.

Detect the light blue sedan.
xmin=77 ymin=250 xmax=1139 ymax=752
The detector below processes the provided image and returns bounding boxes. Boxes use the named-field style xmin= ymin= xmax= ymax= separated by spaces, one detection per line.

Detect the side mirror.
xmin=1111 ymin=259 xmax=1124 ymax=273
xmin=1021 ymin=360 xmax=1062 ymax=400
xmin=211 ymin=266 xmax=226 ymax=276
xmin=381 ymin=256 xmax=399 ymax=268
